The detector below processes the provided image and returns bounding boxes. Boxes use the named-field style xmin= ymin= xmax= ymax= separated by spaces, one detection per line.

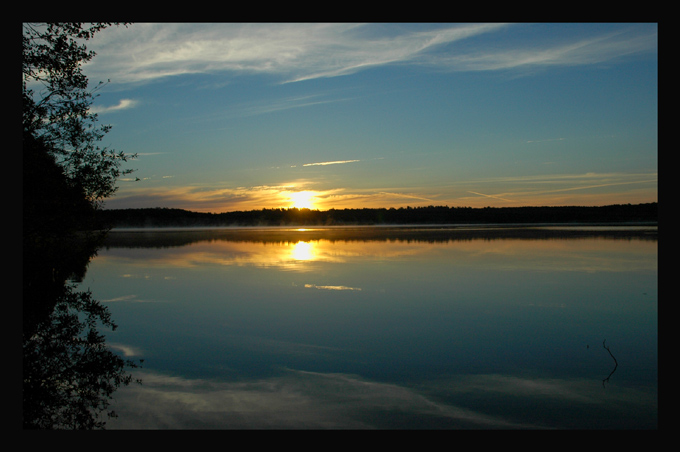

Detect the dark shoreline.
xmin=98 ymin=202 xmax=657 ymax=229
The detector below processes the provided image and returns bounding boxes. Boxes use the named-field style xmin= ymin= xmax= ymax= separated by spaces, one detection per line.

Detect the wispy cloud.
xmin=428 ymin=25 xmax=657 ymax=73
xmin=105 ymin=180 xmax=437 ymax=212
xmin=303 ymin=160 xmax=360 ymax=167
xmin=102 ymin=294 xmax=139 ymax=302
xmin=304 ymin=284 xmax=362 ymax=291
xmin=454 ymin=172 xmax=657 ymax=206
xmin=104 ymin=368 xmax=556 ymax=429
xmin=90 ymin=98 xmax=139 ymax=114
xmin=239 ymin=94 xmax=354 ymax=118
xmin=108 ymin=343 xmax=143 ymax=357
xmin=105 ymin=182 xmax=308 ymax=212
xmin=85 ymin=23 xmax=655 ymax=87
xmin=467 ymin=191 xmax=516 ymax=203
xmin=86 ymin=23 xmax=508 ymax=85
xmin=104 ymin=171 xmax=657 ymax=212
xmin=107 ymin=368 xmax=654 ymax=430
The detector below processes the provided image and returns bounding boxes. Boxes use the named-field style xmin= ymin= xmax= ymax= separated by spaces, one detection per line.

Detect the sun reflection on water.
xmin=290 ymin=241 xmax=315 ymax=261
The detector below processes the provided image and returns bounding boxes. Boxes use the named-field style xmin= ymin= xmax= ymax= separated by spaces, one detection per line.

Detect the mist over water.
xmin=82 ymin=225 xmax=657 ymax=429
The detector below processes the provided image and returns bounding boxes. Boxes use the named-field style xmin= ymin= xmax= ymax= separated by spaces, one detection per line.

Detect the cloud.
xmin=90 ymin=98 xmax=139 ymax=114
xmin=104 ymin=171 xmax=657 ymax=212
xmin=86 ymin=23 xmax=507 ymax=85
xmin=486 ymin=172 xmax=657 ymax=196
xmin=428 ymin=25 xmax=657 ymax=73
xmin=102 ymin=294 xmax=139 ymax=302
xmin=104 ymin=182 xmax=434 ymax=211
xmin=232 ymin=94 xmax=356 ymax=118
xmin=103 ymin=367 xmax=657 ymax=429
xmin=467 ymin=191 xmax=516 ymax=203
xmin=304 ymin=284 xmax=362 ymax=291
xmin=104 ymin=369 xmax=551 ymax=429
xmin=85 ymin=23 xmax=656 ymax=87
xmin=303 ymin=159 xmax=360 ymax=167
xmin=451 ymin=172 xmax=658 ymax=206
xmin=108 ymin=343 xmax=143 ymax=358
xmin=105 ymin=183 xmax=310 ymax=212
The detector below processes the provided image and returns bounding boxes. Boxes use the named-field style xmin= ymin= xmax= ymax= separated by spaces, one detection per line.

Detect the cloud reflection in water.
xmin=105 ymin=368 xmax=655 ymax=429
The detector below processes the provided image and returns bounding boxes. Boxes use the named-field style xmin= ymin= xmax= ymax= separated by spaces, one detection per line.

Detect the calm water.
xmin=80 ymin=225 xmax=657 ymax=429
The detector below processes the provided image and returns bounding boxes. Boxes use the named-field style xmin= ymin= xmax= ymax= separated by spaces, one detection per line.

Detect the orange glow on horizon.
xmin=106 ymin=177 xmax=657 ymax=214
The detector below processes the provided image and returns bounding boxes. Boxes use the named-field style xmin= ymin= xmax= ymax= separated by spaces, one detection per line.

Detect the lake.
xmin=80 ymin=225 xmax=658 ymax=429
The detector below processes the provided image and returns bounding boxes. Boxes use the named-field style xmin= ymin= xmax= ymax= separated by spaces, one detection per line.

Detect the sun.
xmin=288 ymin=191 xmax=316 ymax=209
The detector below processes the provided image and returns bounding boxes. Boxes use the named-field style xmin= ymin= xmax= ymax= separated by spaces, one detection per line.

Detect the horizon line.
xmin=100 ymin=201 xmax=657 ymax=214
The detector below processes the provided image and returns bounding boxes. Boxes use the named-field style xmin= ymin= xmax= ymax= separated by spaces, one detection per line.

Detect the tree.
xmin=23 ymin=23 xmax=142 ymax=430
xmin=22 ymin=23 xmax=135 ymax=208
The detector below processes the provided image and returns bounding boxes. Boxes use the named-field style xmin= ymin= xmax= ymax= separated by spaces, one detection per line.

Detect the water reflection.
xmin=104 ymin=368 xmax=657 ymax=429
xmin=84 ymin=226 xmax=657 ymax=429
xmin=23 ymin=230 xmax=141 ymax=429
xmin=98 ymin=227 xmax=657 ymax=278
xmin=291 ymin=241 xmax=315 ymax=261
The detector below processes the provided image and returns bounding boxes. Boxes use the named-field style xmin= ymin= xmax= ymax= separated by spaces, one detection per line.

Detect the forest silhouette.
xmin=98 ymin=202 xmax=657 ymax=228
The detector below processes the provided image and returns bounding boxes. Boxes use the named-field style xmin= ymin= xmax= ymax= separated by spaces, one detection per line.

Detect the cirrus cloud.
xmin=84 ymin=23 xmax=656 ymax=87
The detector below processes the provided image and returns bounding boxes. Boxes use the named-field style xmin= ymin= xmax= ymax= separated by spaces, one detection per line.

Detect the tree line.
xmin=97 ymin=203 xmax=658 ymax=228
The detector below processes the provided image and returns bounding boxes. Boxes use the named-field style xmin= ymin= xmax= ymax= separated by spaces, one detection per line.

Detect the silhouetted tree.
xmin=23 ymin=23 xmax=135 ymax=208
xmin=23 ymin=131 xmax=99 ymax=236
xmin=23 ymin=23 xmax=141 ymax=429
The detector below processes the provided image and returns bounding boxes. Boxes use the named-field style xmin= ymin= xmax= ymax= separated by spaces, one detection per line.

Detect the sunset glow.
xmin=288 ymin=191 xmax=316 ymax=210
xmin=85 ymin=24 xmax=657 ymax=213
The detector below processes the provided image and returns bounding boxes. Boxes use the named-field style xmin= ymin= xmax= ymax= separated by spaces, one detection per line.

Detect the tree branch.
xmin=602 ymin=339 xmax=618 ymax=388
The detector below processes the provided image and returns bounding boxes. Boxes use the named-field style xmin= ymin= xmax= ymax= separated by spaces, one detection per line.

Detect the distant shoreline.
xmin=97 ymin=203 xmax=657 ymax=229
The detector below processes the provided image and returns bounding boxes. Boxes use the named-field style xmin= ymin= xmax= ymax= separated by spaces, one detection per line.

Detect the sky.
xmin=80 ymin=23 xmax=658 ymax=212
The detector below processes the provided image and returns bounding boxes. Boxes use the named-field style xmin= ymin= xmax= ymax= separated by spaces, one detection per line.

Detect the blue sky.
xmin=83 ymin=23 xmax=658 ymax=212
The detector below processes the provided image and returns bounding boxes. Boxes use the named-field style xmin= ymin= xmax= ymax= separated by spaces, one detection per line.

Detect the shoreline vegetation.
xmin=97 ymin=202 xmax=657 ymax=229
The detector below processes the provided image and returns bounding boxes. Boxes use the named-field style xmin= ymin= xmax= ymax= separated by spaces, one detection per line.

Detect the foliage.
xmin=23 ymin=131 xmax=100 ymax=235
xmin=22 ymin=22 xmax=135 ymax=206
